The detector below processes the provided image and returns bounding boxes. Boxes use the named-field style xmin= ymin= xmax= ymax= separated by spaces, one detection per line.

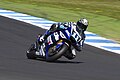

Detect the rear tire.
xmin=26 ymin=50 xmax=36 ymax=59
xmin=26 ymin=44 xmax=37 ymax=59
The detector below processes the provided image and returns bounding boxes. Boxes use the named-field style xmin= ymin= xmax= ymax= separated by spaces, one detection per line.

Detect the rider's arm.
xmin=78 ymin=32 xmax=86 ymax=51
xmin=73 ymin=32 xmax=86 ymax=51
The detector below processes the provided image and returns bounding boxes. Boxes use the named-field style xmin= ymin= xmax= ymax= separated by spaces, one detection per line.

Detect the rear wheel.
xmin=46 ymin=43 xmax=69 ymax=62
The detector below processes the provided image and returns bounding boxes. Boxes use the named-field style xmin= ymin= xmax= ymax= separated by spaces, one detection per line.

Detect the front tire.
xmin=46 ymin=44 xmax=69 ymax=62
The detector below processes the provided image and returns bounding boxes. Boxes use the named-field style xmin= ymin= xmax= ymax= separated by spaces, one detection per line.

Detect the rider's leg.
xmin=34 ymin=34 xmax=46 ymax=57
xmin=64 ymin=46 xmax=76 ymax=60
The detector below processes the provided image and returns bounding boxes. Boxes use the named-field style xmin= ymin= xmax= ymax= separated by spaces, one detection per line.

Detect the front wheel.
xmin=46 ymin=43 xmax=69 ymax=62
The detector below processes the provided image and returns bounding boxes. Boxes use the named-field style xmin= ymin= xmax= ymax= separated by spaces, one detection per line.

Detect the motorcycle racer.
xmin=35 ymin=18 xmax=89 ymax=59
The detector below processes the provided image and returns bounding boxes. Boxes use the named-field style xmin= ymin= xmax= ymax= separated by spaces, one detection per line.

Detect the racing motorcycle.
xmin=26 ymin=25 xmax=82 ymax=62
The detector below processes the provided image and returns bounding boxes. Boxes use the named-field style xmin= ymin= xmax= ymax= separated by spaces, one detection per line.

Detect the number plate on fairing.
xmin=46 ymin=30 xmax=70 ymax=45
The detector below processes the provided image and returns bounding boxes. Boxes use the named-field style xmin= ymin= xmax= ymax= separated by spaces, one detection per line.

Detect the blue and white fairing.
xmin=45 ymin=26 xmax=82 ymax=57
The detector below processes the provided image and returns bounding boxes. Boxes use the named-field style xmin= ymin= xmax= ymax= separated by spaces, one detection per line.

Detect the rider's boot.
xmin=35 ymin=34 xmax=46 ymax=58
xmin=64 ymin=47 xmax=76 ymax=60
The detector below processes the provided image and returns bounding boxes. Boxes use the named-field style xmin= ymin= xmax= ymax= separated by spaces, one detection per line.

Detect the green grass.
xmin=0 ymin=0 xmax=120 ymax=42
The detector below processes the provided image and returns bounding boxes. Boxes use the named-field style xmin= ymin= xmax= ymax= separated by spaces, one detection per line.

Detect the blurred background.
xmin=0 ymin=0 xmax=120 ymax=42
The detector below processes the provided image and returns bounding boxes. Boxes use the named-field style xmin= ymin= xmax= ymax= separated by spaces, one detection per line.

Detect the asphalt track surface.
xmin=0 ymin=16 xmax=120 ymax=80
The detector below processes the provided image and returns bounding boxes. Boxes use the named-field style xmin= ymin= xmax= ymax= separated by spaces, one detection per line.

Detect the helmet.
xmin=76 ymin=18 xmax=88 ymax=31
